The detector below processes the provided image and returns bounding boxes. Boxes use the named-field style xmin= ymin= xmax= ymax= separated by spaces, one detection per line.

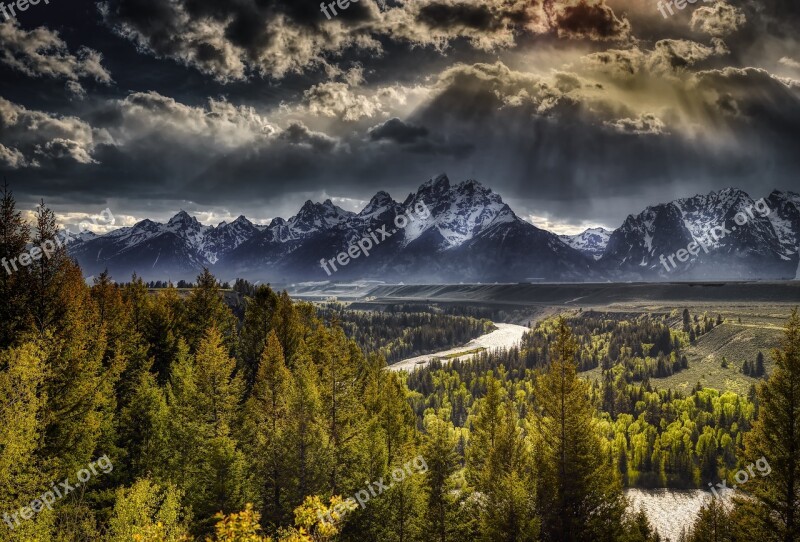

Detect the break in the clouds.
xmin=0 ymin=0 xmax=798 ymax=232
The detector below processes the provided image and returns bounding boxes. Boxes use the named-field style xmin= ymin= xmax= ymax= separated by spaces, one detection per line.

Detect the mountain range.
xmin=67 ymin=175 xmax=800 ymax=283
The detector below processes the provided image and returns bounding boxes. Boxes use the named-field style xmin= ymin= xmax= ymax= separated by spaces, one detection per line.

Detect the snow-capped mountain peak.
xmin=402 ymin=177 xmax=517 ymax=248
xmin=66 ymin=180 xmax=800 ymax=283
xmin=559 ymin=228 xmax=611 ymax=260
xmin=359 ymin=191 xmax=396 ymax=218
xmin=288 ymin=199 xmax=354 ymax=238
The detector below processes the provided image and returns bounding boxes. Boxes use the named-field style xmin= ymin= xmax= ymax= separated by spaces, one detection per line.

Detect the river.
xmin=388 ymin=323 xmax=530 ymax=372
xmin=626 ymin=488 xmax=716 ymax=541
xmin=390 ymin=325 xmax=715 ymax=541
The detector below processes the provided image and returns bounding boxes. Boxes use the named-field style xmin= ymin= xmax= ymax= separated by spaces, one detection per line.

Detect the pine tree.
xmin=184 ymin=269 xmax=237 ymax=353
xmin=466 ymin=375 xmax=505 ymax=488
xmin=121 ymin=272 xmax=151 ymax=336
xmin=167 ymin=329 xmax=245 ymax=529
xmin=118 ymin=371 xmax=171 ymax=483
xmin=146 ymin=284 xmax=186 ymax=383
xmin=270 ymin=291 xmax=303 ymax=365
xmin=0 ymin=182 xmax=31 ymax=348
xmin=685 ymin=497 xmax=735 ymax=542
xmin=29 ymin=201 xmax=70 ymax=335
xmin=468 ymin=375 xmax=538 ymax=541
xmin=241 ymin=330 xmax=293 ymax=527
xmin=532 ymin=317 xmax=627 ymax=542
xmin=285 ymin=341 xmax=326 ymax=506
xmin=237 ymin=284 xmax=279 ymax=387
xmin=737 ymin=309 xmax=800 ymax=541
xmin=41 ymin=261 xmax=118 ymax=478
xmin=311 ymin=325 xmax=369 ymax=495
xmin=756 ymin=351 xmax=766 ymax=377
xmin=423 ymin=413 xmax=460 ymax=542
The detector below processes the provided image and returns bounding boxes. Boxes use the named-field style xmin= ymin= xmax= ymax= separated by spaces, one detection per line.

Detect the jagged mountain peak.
xmin=560 ymin=228 xmax=612 ymax=260
xmin=168 ymin=210 xmax=201 ymax=226
xmin=296 ymin=198 xmax=349 ymax=217
xmin=416 ymin=173 xmax=451 ymax=197
xmin=66 ymin=181 xmax=799 ymax=283
xmin=217 ymin=215 xmax=251 ymax=227
xmin=285 ymin=198 xmax=354 ymax=239
xmin=401 ymin=175 xmax=518 ymax=249
xmin=603 ymin=187 xmax=797 ymax=280
xmin=359 ymin=191 xmax=398 ymax=218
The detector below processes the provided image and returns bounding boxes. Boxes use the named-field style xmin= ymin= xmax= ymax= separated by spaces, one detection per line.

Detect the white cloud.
xmin=109 ymin=92 xmax=280 ymax=148
xmin=0 ymin=142 xmax=33 ymax=168
xmin=779 ymin=57 xmax=800 ymax=69
xmin=0 ymin=97 xmax=101 ymax=167
xmin=605 ymin=113 xmax=667 ymax=135
xmin=690 ymin=2 xmax=746 ymax=37
xmin=0 ymin=19 xmax=112 ymax=83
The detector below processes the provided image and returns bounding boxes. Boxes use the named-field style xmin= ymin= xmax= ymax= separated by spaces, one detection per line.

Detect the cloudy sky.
xmin=0 ymin=0 xmax=798 ymax=234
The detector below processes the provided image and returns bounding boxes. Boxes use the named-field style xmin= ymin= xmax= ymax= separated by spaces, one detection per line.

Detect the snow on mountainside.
xmin=559 ymin=228 xmax=611 ymax=260
xmin=67 ymin=180 xmax=800 ymax=283
xmin=286 ymin=200 xmax=354 ymax=239
xmin=401 ymin=176 xmax=516 ymax=249
xmin=601 ymin=188 xmax=799 ymax=280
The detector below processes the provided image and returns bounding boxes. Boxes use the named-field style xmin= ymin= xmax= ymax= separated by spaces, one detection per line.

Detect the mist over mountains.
xmin=68 ymin=176 xmax=800 ymax=283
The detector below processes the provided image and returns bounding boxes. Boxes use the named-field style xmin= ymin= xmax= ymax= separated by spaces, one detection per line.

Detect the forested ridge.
xmin=496 ymin=310 xmax=722 ymax=378
xmin=316 ymin=303 xmax=495 ymax=364
xmin=1 ymin=190 xmax=799 ymax=541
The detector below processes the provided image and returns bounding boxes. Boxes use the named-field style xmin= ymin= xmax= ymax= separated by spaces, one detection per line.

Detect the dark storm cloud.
xmin=0 ymin=97 xmax=104 ymax=168
xmin=0 ymin=0 xmax=798 ymax=232
xmin=368 ymin=117 xmax=429 ymax=143
xmin=279 ymin=121 xmax=340 ymax=152
xmin=100 ymin=0 xmax=380 ymax=81
xmin=416 ymin=3 xmax=504 ymax=32
xmin=99 ymin=0 xmax=632 ymax=83
xmin=555 ymin=0 xmax=631 ymax=41
xmin=367 ymin=117 xmax=474 ymax=157
xmin=387 ymin=59 xmax=800 ymax=226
